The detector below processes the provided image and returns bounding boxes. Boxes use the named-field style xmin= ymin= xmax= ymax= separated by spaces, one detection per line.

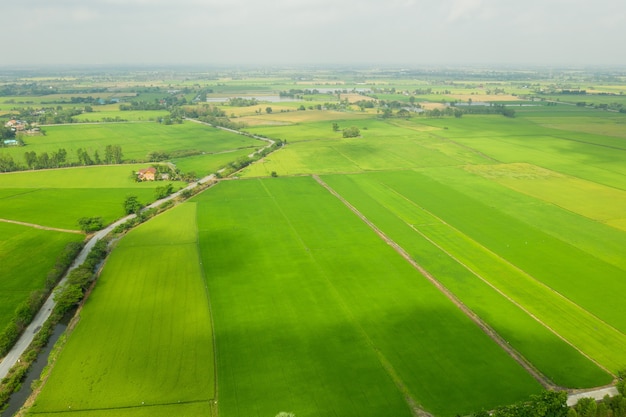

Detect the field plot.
xmin=322 ymin=172 xmax=616 ymax=388
xmin=423 ymin=111 xmax=626 ymax=191
xmin=0 ymin=166 xmax=184 ymax=229
xmin=322 ymin=170 xmax=626 ymax=374
xmin=240 ymin=119 xmax=491 ymax=177
xmin=3 ymin=122 xmax=261 ymax=164
xmin=0 ymin=222 xmax=83 ymax=327
xmin=72 ymin=110 xmax=169 ymax=122
xmin=466 ymin=163 xmax=626 ymax=232
xmin=196 ymin=177 xmax=542 ymax=417
xmin=171 ymin=148 xmax=253 ymax=176
xmin=29 ymin=203 xmax=214 ymax=417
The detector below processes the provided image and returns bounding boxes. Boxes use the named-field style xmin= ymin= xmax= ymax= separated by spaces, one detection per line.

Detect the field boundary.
xmin=379 ymin=182 xmax=620 ymax=378
xmin=0 ymin=218 xmax=83 ymax=234
xmin=259 ymin=179 xmax=427 ymax=417
xmin=312 ymin=175 xmax=558 ymax=391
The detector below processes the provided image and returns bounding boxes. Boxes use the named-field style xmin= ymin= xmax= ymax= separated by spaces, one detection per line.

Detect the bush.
xmin=78 ymin=216 xmax=104 ymax=233
xmin=342 ymin=126 xmax=360 ymax=138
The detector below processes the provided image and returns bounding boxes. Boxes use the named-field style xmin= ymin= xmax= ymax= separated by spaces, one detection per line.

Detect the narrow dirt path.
xmin=312 ymin=175 xmax=558 ymax=391
xmin=0 ymin=218 xmax=83 ymax=234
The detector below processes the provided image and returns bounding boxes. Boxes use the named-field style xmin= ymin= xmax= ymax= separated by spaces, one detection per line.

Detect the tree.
xmin=24 ymin=151 xmax=37 ymax=169
xmin=396 ymin=109 xmax=411 ymax=118
xmin=123 ymin=195 xmax=143 ymax=214
xmin=342 ymin=126 xmax=360 ymax=138
xmin=265 ymin=107 xmax=273 ymax=114
xmin=104 ymin=144 xmax=114 ymax=164
xmin=154 ymin=183 xmax=174 ymax=199
xmin=54 ymin=284 xmax=83 ymax=314
xmin=332 ymin=122 xmax=339 ymax=132
xmin=78 ymin=217 xmax=104 ymax=233
xmin=0 ymin=153 xmax=16 ymax=172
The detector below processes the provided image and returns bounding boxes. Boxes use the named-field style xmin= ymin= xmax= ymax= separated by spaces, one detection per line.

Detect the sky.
xmin=4 ymin=0 xmax=626 ymax=68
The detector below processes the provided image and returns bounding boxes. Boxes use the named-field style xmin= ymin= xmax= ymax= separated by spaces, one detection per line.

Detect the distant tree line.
xmin=0 ymin=144 xmax=123 ymax=172
xmin=227 ymin=97 xmax=259 ymax=107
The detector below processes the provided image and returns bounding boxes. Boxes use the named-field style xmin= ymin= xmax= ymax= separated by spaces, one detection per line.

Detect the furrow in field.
xmin=379 ymin=182 xmax=626 ymax=374
xmin=313 ymin=175 xmax=556 ymax=390
xmin=321 ymin=172 xmax=614 ymax=389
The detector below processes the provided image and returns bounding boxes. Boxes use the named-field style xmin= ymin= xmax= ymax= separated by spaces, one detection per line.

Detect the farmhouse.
xmin=4 ymin=120 xmax=26 ymax=131
xmin=137 ymin=167 xmax=157 ymax=181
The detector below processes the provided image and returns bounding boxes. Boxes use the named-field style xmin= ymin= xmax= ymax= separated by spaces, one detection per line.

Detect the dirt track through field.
xmin=0 ymin=218 xmax=83 ymax=234
xmin=312 ymin=175 xmax=558 ymax=391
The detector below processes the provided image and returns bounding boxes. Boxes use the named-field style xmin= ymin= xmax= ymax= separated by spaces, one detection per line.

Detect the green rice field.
xmin=16 ymin=88 xmax=626 ymax=417
xmin=0 ymin=166 xmax=185 ymax=229
xmin=0 ymin=222 xmax=83 ymax=326
xmin=29 ymin=203 xmax=214 ymax=416
xmin=2 ymin=121 xmax=262 ymax=164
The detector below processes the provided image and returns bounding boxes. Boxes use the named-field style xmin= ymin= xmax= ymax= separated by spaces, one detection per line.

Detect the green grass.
xmin=0 ymin=222 xmax=83 ymax=328
xmin=171 ymin=148 xmax=253 ymax=176
xmin=72 ymin=110 xmax=169 ymax=122
xmin=0 ymin=165 xmax=178 ymax=188
xmin=467 ymin=163 xmax=626 ymax=231
xmin=3 ymin=122 xmax=261 ymax=164
xmin=240 ymin=119 xmax=490 ymax=177
xmin=196 ymin=177 xmax=542 ymax=417
xmin=345 ymin=170 xmax=626 ymax=368
xmin=322 ymin=172 xmax=615 ymax=387
xmin=0 ymin=166 xmax=185 ymax=229
xmin=28 ymin=402 xmax=211 ymax=417
xmin=29 ymin=203 xmax=214 ymax=416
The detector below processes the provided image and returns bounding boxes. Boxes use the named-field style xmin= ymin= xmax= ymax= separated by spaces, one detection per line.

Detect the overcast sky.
xmin=4 ymin=0 xmax=626 ymax=68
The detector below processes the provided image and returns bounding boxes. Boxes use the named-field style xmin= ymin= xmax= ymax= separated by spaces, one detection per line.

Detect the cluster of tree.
xmin=1 ymin=126 xmax=17 ymax=140
xmin=77 ymin=216 xmax=104 ymax=233
xmin=147 ymin=150 xmax=170 ymax=162
xmin=380 ymin=108 xmax=415 ymax=119
xmin=182 ymin=104 xmax=226 ymax=119
xmin=227 ymin=97 xmax=259 ymax=107
xmin=570 ymin=394 xmax=626 ymax=417
xmin=567 ymin=372 xmax=626 ymax=417
xmin=24 ymin=148 xmax=68 ymax=169
xmin=0 ymin=241 xmax=83 ymax=357
xmin=0 ymin=83 xmax=60 ymax=96
xmin=0 ymin=153 xmax=18 ymax=172
xmin=124 ymin=195 xmax=144 ymax=215
xmin=154 ymin=183 xmax=175 ymax=199
xmin=216 ymin=139 xmax=284 ymax=178
xmin=458 ymin=104 xmax=516 ymax=117
xmin=471 ymin=391 xmax=569 ymax=417
xmin=156 ymin=115 xmax=184 ymax=125
xmin=468 ymin=377 xmax=626 ymax=417
xmin=54 ymin=240 xmax=108 ymax=314
xmin=342 ymin=126 xmax=361 ymax=138
xmin=279 ymin=89 xmax=322 ymax=98
xmin=353 ymin=100 xmax=376 ymax=110
xmin=419 ymin=107 xmax=463 ymax=118
xmin=379 ymin=99 xmax=407 ymax=109
xmin=114 ymin=192 xmax=193 ymax=235
xmin=35 ymin=107 xmax=84 ymax=125
xmin=119 ymin=100 xmax=165 ymax=111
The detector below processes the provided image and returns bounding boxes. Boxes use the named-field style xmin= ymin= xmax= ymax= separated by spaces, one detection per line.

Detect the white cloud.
xmin=3 ymin=0 xmax=626 ymax=66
